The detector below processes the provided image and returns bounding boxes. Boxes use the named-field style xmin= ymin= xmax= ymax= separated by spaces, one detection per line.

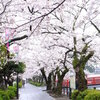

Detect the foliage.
xmin=71 ymin=90 xmax=79 ymax=100
xmin=7 ymin=86 xmax=17 ymax=93
xmin=29 ymin=80 xmax=44 ymax=87
xmin=0 ymin=95 xmax=3 ymax=100
xmin=72 ymin=89 xmax=100 ymax=100
xmin=0 ymin=61 xmax=25 ymax=87
xmin=7 ymin=86 xmax=17 ymax=99
xmin=0 ymin=90 xmax=10 ymax=100
xmin=6 ymin=90 xmax=16 ymax=99
xmin=2 ymin=61 xmax=26 ymax=74
xmin=0 ymin=45 xmax=7 ymax=68
xmin=84 ymin=91 xmax=100 ymax=100
xmin=76 ymin=90 xmax=91 ymax=100
xmin=19 ymin=81 xmax=23 ymax=88
xmin=14 ymin=81 xmax=22 ymax=88
xmin=15 ymin=62 xmax=26 ymax=73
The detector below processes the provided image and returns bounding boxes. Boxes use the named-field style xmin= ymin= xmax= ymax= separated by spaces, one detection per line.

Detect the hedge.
xmin=71 ymin=90 xmax=79 ymax=100
xmin=84 ymin=91 xmax=100 ymax=100
xmin=0 ymin=86 xmax=17 ymax=100
xmin=76 ymin=90 xmax=93 ymax=100
xmin=29 ymin=80 xmax=44 ymax=87
xmin=6 ymin=90 xmax=16 ymax=99
xmin=72 ymin=89 xmax=100 ymax=100
xmin=8 ymin=86 xmax=17 ymax=93
xmin=0 ymin=95 xmax=3 ymax=100
xmin=0 ymin=90 xmax=10 ymax=100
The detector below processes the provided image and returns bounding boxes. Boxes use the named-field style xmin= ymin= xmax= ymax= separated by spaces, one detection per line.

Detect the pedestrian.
xmin=22 ymin=79 xmax=25 ymax=87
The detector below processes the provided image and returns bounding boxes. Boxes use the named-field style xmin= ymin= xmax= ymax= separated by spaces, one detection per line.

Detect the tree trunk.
xmin=56 ymin=77 xmax=63 ymax=95
xmin=76 ymin=68 xmax=87 ymax=91
xmin=73 ymin=42 xmax=94 ymax=91
xmin=47 ymin=72 xmax=52 ymax=90
xmin=40 ymin=68 xmax=52 ymax=90
xmin=47 ymin=81 xmax=52 ymax=90
xmin=40 ymin=68 xmax=48 ymax=84
xmin=56 ymin=68 xmax=68 ymax=95
xmin=52 ymin=74 xmax=56 ymax=92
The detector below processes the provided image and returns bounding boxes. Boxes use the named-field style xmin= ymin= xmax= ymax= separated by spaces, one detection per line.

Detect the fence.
xmin=62 ymin=80 xmax=71 ymax=98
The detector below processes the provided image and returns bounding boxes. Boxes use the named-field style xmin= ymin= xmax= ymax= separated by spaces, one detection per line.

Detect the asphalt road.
xmin=19 ymin=83 xmax=55 ymax=100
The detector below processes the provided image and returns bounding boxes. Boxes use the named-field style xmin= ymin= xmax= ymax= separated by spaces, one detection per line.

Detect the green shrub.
xmin=8 ymin=86 xmax=17 ymax=93
xmin=14 ymin=81 xmax=22 ymax=88
xmin=19 ymin=81 xmax=22 ymax=88
xmin=71 ymin=90 xmax=79 ymax=100
xmin=34 ymin=82 xmax=42 ymax=86
xmin=0 ymin=86 xmax=17 ymax=100
xmin=84 ymin=91 xmax=100 ymax=100
xmin=76 ymin=89 xmax=92 ymax=100
xmin=6 ymin=90 xmax=15 ymax=99
xmin=0 ymin=95 xmax=3 ymax=100
xmin=72 ymin=89 xmax=100 ymax=100
xmin=0 ymin=90 xmax=10 ymax=100
xmin=76 ymin=94 xmax=83 ymax=100
xmin=7 ymin=86 xmax=17 ymax=99
xmin=29 ymin=80 xmax=44 ymax=87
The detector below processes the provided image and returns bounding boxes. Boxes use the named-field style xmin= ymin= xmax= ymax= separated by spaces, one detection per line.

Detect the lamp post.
xmin=6 ymin=43 xmax=19 ymax=99
xmin=14 ymin=45 xmax=19 ymax=99
xmin=16 ymin=71 xmax=19 ymax=99
xmin=15 ymin=60 xmax=19 ymax=99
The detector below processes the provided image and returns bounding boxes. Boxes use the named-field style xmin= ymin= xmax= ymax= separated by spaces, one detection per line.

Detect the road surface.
xmin=19 ymin=83 xmax=55 ymax=100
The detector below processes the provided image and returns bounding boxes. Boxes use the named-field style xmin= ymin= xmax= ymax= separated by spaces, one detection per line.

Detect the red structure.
xmin=55 ymin=79 xmax=69 ymax=87
xmin=87 ymin=75 xmax=100 ymax=85
xmin=62 ymin=79 xmax=69 ymax=87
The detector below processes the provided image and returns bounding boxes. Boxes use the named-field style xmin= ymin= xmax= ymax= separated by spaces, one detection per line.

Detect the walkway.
xmin=19 ymin=83 xmax=55 ymax=100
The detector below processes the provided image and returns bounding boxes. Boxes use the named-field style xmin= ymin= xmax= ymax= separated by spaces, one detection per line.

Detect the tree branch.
xmin=9 ymin=0 xmax=66 ymax=31
xmin=90 ymin=21 xmax=100 ymax=33
xmin=0 ymin=0 xmax=12 ymax=15
xmin=63 ymin=50 xmax=73 ymax=69
xmin=5 ymin=35 xmax=28 ymax=45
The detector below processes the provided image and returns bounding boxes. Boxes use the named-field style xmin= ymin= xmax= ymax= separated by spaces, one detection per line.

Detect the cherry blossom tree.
xmin=0 ymin=0 xmax=100 ymax=93
xmin=38 ymin=0 xmax=100 ymax=91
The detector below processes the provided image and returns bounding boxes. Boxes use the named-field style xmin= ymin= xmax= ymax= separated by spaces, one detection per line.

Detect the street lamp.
xmin=5 ymin=26 xmax=19 ymax=99
xmin=13 ymin=45 xmax=19 ymax=99
xmin=16 ymin=63 xmax=19 ymax=99
xmin=7 ymin=57 xmax=19 ymax=99
xmin=15 ymin=61 xmax=19 ymax=99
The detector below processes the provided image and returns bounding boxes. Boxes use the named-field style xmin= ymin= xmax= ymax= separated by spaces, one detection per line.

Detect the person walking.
xmin=22 ymin=79 xmax=25 ymax=87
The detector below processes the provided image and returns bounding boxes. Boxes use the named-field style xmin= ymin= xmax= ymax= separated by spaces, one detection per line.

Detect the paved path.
xmin=19 ymin=83 xmax=55 ymax=100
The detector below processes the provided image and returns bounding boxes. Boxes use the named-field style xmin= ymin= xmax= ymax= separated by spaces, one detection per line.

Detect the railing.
xmin=62 ymin=81 xmax=72 ymax=99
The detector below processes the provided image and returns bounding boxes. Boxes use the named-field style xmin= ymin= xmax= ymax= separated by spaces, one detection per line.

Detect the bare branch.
xmin=49 ymin=44 xmax=72 ymax=50
xmin=5 ymin=35 xmax=28 ymax=45
xmin=42 ymin=31 xmax=62 ymax=34
xmin=0 ymin=0 xmax=12 ymax=15
xmin=52 ymin=12 xmax=63 ymax=23
xmin=63 ymin=50 xmax=73 ymax=69
xmin=90 ymin=21 xmax=100 ymax=33
xmin=29 ymin=17 xmax=44 ymax=36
